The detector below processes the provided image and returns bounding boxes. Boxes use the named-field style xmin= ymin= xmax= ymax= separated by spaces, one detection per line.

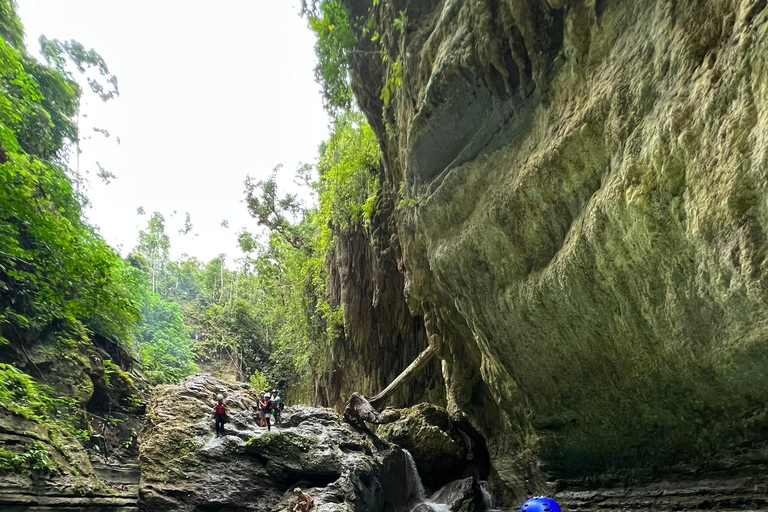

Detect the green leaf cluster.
xmin=308 ymin=0 xmax=357 ymax=114
xmin=0 ymin=442 xmax=51 ymax=474
xmin=0 ymin=3 xmax=139 ymax=359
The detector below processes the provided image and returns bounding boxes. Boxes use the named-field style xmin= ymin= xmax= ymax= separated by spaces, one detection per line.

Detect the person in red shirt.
xmin=214 ymin=394 xmax=227 ymax=437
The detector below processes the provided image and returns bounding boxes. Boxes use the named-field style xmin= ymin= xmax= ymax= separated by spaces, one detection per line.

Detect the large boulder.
xmin=138 ymin=375 xmax=413 ymax=512
xmin=377 ymin=403 xmax=489 ymax=491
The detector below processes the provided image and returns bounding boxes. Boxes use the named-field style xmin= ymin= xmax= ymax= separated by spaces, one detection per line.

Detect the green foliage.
xmin=135 ymin=281 xmax=199 ymax=384
xmin=0 ymin=363 xmax=86 ymax=442
xmin=0 ymin=8 xmax=139 ymax=362
xmin=0 ymin=443 xmax=51 ymax=474
xmin=0 ymin=0 xmax=23 ymax=49
xmin=0 ymin=363 xmax=56 ymax=421
xmin=135 ymin=212 xmax=171 ymax=293
xmin=237 ymin=113 xmax=381 ymax=402
xmin=307 ymin=0 xmax=357 ymax=114
xmin=249 ymin=369 xmax=268 ymax=391
xmin=103 ymin=359 xmax=134 ymax=391
xmin=380 ymin=57 xmax=401 ymax=107
xmin=38 ymin=36 xmax=118 ymax=102
xmin=244 ymin=165 xmax=309 ymax=250
xmin=317 ymin=111 xmax=380 ymax=234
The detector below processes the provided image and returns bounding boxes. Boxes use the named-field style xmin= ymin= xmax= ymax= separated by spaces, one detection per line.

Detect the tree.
xmin=37 ymin=36 xmax=120 ymax=194
xmin=244 ymin=165 xmax=310 ymax=251
xmin=135 ymin=212 xmax=170 ymax=294
xmin=0 ymin=2 xmax=139 ymax=355
xmin=179 ymin=212 xmax=193 ymax=235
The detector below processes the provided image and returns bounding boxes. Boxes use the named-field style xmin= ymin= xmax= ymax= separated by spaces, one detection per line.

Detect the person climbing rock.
xmin=520 ymin=496 xmax=561 ymax=512
xmin=292 ymin=487 xmax=314 ymax=511
xmin=214 ymin=394 xmax=227 ymax=437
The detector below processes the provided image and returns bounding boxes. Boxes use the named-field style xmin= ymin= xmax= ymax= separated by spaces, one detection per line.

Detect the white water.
xmin=480 ymin=481 xmax=493 ymax=509
xmin=404 ymin=449 xmax=426 ymax=502
xmin=402 ymin=449 xmax=492 ymax=512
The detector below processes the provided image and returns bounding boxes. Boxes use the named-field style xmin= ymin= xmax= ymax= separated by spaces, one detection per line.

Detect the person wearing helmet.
xmin=258 ymin=391 xmax=272 ymax=431
xmin=214 ymin=394 xmax=227 ymax=438
xmin=520 ymin=496 xmax=561 ymax=512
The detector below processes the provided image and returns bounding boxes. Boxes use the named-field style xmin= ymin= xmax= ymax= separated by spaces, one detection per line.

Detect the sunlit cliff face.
xmin=352 ymin=0 xmax=768 ymax=486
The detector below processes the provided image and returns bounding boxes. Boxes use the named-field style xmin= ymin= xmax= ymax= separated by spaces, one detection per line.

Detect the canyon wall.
xmin=338 ymin=0 xmax=768 ymax=498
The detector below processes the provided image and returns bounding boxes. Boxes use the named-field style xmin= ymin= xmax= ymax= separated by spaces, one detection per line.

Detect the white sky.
xmin=17 ymin=0 xmax=329 ymax=263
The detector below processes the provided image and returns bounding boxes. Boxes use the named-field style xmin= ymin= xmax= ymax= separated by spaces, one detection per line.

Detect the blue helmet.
xmin=520 ymin=496 xmax=561 ymax=512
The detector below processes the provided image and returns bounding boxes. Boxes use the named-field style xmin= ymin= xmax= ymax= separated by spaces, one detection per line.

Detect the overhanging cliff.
xmin=339 ymin=0 xmax=768 ymax=495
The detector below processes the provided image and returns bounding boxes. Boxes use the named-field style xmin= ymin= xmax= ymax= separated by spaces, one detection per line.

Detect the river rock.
xmin=430 ymin=477 xmax=486 ymax=512
xmin=138 ymin=375 xmax=411 ymax=512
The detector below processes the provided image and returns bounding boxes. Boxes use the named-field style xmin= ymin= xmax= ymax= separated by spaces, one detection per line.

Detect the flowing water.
xmin=403 ymin=449 xmax=498 ymax=512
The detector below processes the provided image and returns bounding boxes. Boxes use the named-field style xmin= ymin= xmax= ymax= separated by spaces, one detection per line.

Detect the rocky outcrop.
xmin=138 ymin=375 xmax=413 ymax=512
xmin=377 ymin=403 xmax=490 ymax=491
xmin=0 ymin=409 xmax=138 ymax=511
xmin=341 ymin=0 xmax=768 ymax=502
xmin=0 ymin=338 xmax=145 ymax=510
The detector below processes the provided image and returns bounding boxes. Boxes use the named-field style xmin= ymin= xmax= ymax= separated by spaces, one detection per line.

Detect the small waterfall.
xmin=480 ymin=481 xmax=493 ymax=509
xmin=402 ymin=449 xmax=498 ymax=512
xmin=403 ymin=449 xmax=426 ymax=501
xmin=403 ymin=449 xmax=451 ymax=512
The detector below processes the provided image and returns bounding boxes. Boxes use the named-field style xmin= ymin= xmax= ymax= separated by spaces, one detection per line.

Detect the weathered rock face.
xmin=138 ymin=375 xmax=413 ymax=512
xmin=377 ymin=403 xmax=490 ymax=491
xmin=342 ymin=0 xmax=768 ymax=502
xmin=0 ymin=409 xmax=137 ymax=511
xmin=0 ymin=338 xmax=144 ymax=510
xmin=318 ymin=216 xmax=445 ymax=411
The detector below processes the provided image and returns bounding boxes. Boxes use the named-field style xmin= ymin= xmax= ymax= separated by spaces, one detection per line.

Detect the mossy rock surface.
xmin=378 ymin=403 xmax=489 ymax=491
xmin=138 ymin=375 xmax=412 ymax=512
xmin=345 ymin=0 xmax=768 ymax=500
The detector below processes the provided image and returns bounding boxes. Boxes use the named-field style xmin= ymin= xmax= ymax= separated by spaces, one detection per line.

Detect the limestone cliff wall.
xmin=342 ymin=0 xmax=768 ymax=496
xmin=316 ymin=189 xmax=445 ymax=410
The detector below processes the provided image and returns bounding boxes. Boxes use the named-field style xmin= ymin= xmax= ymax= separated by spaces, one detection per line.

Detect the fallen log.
xmin=343 ymin=345 xmax=435 ymax=428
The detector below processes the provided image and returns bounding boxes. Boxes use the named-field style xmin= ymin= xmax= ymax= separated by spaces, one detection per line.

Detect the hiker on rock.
xmin=255 ymin=391 xmax=264 ymax=425
xmin=270 ymin=389 xmax=283 ymax=428
xmin=255 ymin=391 xmax=270 ymax=431
xmin=292 ymin=487 xmax=314 ymax=511
xmin=260 ymin=391 xmax=272 ymax=431
xmin=214 ymin=394 xmax=227 ymax=437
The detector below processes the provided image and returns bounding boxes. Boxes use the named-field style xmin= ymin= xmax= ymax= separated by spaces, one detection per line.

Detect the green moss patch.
xmin=246 ymin=432 xmax=318 ymax=458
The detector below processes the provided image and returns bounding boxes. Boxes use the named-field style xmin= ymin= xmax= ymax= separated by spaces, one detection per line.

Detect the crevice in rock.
xmin=282 ymin=470 xmax=343 ymax=490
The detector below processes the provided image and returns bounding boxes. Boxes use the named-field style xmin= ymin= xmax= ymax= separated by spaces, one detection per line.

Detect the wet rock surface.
xmin=377 ymin=403 xmax=490 ymax=491
xmin=138 ymin=375 xmax=412 ymax=512
xmin=428 ymin=477 xmax=486 ymax=512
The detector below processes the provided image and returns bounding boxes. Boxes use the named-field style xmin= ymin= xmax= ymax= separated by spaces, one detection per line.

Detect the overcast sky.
xmin=17 ymin=0 xmax=329 ymax=263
